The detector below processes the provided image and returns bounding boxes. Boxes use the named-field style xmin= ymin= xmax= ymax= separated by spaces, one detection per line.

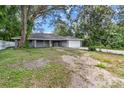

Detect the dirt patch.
xmin=9 ymin=58 xmax=49 ymax=70
xmin=23 ymin=59 xmax=49 ymax=70
xmin=80 ymin=56 xmax=101 ymax=65
xmin=62 ymin=55 xmax=124 ymax=88
xmin=62 ymin=55 xmax=78 ymax=68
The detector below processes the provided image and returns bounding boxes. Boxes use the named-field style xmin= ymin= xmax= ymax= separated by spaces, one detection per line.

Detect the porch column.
xmin=49 ymin=40 xmax=52 ymax=47
xmin=34 ymin=40 xmax=37 ymax=48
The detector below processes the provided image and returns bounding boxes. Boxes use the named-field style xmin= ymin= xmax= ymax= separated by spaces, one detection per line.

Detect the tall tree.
xmin=19 ymin=6 xmax=28 ymax=47
xmin=0 ymin=6 xmax=20 ymax=40
xmin=78 ymin=5 xmax=113 ymax=46
xmin=19 ymin=5 xmax=49 ymax=47
xmin=19 ymin=5 xmax=66 ymax=47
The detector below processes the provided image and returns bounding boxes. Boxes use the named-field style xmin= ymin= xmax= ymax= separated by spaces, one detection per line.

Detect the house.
xmin=12 ymin=33 xmax=82 ymax=48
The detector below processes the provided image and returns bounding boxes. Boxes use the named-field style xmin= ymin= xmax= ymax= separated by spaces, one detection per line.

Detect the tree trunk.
xmin=18 ymin=5 xmax=49 ymax=48
xmin=19 ymin=5 xmax=28 ymax=48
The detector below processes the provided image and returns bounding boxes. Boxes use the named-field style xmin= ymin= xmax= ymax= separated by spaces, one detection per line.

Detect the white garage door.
xmin=68 ymin=40 xmax=81 ymax=48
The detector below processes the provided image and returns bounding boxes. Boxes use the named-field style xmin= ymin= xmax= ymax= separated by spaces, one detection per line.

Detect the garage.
xmin=68 ymin=40 xmax=81 ymax=48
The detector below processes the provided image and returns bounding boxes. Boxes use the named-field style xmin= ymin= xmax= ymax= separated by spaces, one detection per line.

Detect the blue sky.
xmin=33 ymin=5 xmax=118 ymax=33
xmin=33 ymin=16 xmax=55 ymax=33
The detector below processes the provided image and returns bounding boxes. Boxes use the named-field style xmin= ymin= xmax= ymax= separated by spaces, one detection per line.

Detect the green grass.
xmin=96 ymin=63 xmax=106 ymax=69
xmin=0 ymin=48 xmax=70 ymax=88
xmin=34 ymin=63 xmax=70 ymax=88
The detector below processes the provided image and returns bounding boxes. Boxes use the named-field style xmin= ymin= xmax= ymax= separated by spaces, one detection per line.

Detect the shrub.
xmin=88 ymin=46 xmax=96 ymax=51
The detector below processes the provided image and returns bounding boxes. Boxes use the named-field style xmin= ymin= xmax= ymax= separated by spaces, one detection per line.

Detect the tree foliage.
xmin=0 ymin=5 xmax=124 ymax=49
xmin=54 ymin=6 xmax=84 ymax=37
xmin=116 ymin=5 xmax=124 ymax=26
xmin=0 ymin=6 xmax=20 ymax=40
xmin=54 ymin=19 xmax=73 ymax=36
xmin=78 ymin=5 xmax=114 ymax=46
xmin=105 ymin=25 xmax=124 ymax=48
xmin=54 ymin=5 xmax=117 ymax=48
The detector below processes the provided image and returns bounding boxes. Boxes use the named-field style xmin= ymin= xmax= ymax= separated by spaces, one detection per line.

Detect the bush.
xmin=88 ymin=46 xmax=96 ymax=51
xmin=96 ymin=63 xmax=106 ymax=69
xmin=24 ymin=40 xmax=30 ymax=48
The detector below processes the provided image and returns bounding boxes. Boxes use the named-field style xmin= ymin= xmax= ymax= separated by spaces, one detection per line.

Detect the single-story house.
xmin=12 ymin=33 xmax=82 ymax=48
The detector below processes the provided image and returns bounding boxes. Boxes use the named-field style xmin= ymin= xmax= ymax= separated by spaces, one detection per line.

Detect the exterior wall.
xmin=29 ymin=40 xmax=34 ymax=48
xmin=61 ymin=41 xmax=68 ymax=47
xmin=14 ymin=40 xmax=81 ymax=48
xmin=68 ymin=40 xmax=81 ymax=48
xmin=32 ymin=40 xmax=68 ymax=48
xmin=36 ymin=40 xmax=49 ymax=48
xmin=52 ymin=41 xmax=67 ymax=47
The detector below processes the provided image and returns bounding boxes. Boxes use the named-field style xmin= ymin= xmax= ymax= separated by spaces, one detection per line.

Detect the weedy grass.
xmin=89 ymin=51 xmax=124 ymax=78
xmin=0 ymin=48 xmax=70 ymax=87
xmin=96 ymin=63 xmax=106 ymax=69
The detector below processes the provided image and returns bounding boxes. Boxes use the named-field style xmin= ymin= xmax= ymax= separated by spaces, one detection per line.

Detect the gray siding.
xmin=36 ymin=40 xmax=49 ymax=48
xmin=15 ymin=40 xmax=81 ymax=48
xmin=61 ymin=41 xmax=68 ymax=47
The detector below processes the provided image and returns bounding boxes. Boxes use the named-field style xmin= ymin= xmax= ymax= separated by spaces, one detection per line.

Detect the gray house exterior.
xmin=12 ymin=33 xmax=82 ymax=48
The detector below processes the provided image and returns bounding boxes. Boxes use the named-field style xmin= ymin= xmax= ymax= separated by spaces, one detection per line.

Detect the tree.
xmin=54 ymin=19 xmax=73 ymax=36
xmin=78 ymin=5 xmax=114 ymax=46
xmin=19 ymin=5 xmax=67 ymax=48
xmin=105 ymin=5 xmax=124 ymax=49
xmin=19 ymin=6 xmax=28 ymax=47
xmin=54 ymin=6 xmax=84 ymax=37
xmin=0 ymin=6 xmax=20 ymax=40
xmin=53 ymin=5 xmax=114 ymax=47
xmin=19 ymin=5 xmax=48 ymax=47
xmin=105 ymin=25 xmax=124 ymax=48
xmin=116 ymin=5 xmax=124 ymax=26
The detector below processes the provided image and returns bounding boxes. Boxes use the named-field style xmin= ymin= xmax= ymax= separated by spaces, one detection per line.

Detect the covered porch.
xmin=29 ymin=40 xmax=67 ymax=48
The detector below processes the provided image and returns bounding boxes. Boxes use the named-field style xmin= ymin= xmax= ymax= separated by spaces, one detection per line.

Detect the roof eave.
xmin=12 ymin=37 xmax=83 ymax=41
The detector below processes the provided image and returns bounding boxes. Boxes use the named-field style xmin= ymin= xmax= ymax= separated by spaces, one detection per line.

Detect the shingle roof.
xmin=12 ymin=33 xmax=81 ymax=41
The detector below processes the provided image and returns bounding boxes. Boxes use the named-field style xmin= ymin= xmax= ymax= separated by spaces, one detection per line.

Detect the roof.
xmin=12 ymin=33 xmax=82 ymax=41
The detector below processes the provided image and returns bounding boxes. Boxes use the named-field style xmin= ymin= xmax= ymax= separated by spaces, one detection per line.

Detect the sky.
xmin=33 ymin=5 xmax=118 ymax=33
xmin=33 ymin=16 xmax=55 ymax=33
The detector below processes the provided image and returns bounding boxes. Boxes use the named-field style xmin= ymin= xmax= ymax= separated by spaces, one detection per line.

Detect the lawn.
xmin=0 ymin=48 xmax=70 ymax=88
xmin=0 ymin=48 xmax=124 ymax=87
